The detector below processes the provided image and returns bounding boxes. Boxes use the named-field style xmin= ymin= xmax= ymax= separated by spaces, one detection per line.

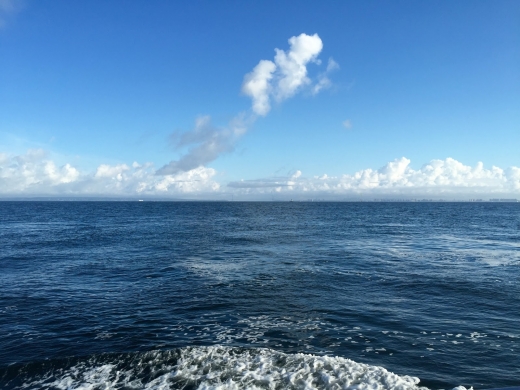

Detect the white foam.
xmin=16 ymin=346 xmax=439 ymax=389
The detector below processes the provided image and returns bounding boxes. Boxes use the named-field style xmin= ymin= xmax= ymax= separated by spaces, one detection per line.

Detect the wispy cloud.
xmin=342 ymin=119 xmax=352 ymax=129
xmin=156 ymin=115 xmax=248 ymax=175
xmin=228 ymin=171 xmax=302 ymax=190
xmin=313 ymin=58 xmax=339 ymax=95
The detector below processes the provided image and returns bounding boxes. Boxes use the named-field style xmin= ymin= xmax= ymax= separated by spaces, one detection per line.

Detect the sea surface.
xmin=0 ymin=201 xmax=519 ymax=389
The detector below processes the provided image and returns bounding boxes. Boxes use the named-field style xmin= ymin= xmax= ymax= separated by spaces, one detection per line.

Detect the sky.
xmin=1 ymin=0 xmax=519 ymax=200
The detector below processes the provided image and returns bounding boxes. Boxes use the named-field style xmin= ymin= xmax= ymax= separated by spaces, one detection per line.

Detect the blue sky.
xmin=1 ymin=0 xmax=519 ymax=199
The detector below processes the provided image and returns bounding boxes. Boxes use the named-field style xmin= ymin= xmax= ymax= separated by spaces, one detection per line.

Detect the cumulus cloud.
xmin=228 ymin=157 xmax=520 ymax=198
xmin=274 ymin=33 xmax=323 ymax=100
xmin=0 ymin=150 xmax=219 ymax=197
xmin=242 ymin=33 xmax=333 ymax=116
xmin=0 ymin=149 xmax=80 ymax=193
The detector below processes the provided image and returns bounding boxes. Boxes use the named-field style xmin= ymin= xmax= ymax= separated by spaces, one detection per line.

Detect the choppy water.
xmin=0 ymin=202 xmax=519 ymax=389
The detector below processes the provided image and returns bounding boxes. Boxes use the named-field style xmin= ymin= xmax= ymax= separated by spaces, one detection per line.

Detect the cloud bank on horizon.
xmin=157 ymin=33 xmax=335 ymax=175
xmin=1 ymin=150 xmax=519 ymax=198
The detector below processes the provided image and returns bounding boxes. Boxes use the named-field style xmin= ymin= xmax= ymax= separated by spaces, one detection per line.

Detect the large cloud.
xmin=0 ymin=150 xmax=219 ymax=197
xmin=158 ymin=33 xmax=335 ymax=176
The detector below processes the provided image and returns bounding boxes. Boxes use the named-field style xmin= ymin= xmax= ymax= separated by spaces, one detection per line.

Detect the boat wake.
xmin=0 ymin=345 xmax=443 ymax=389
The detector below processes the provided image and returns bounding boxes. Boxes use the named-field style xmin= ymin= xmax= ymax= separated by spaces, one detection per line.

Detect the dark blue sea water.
xmin=0 ymin=202 xmax=519 ymax=389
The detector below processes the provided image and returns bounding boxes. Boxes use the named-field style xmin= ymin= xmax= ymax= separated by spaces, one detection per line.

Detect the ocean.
xmin=0 ymin=201 xmax=518 ymax=389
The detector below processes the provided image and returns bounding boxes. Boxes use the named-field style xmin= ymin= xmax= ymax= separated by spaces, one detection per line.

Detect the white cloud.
xmin=95 ymin=164 xmax=129 ymax=179
xmin=242 ymin=33 xmax=333 ymax=116
xmin=291 ymin=170 xmax=302 ymax=179
xmin=0 ymin=149 xmax=219 ymax=197
xmin=227 ymin=157 xmax=520 ymax=198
